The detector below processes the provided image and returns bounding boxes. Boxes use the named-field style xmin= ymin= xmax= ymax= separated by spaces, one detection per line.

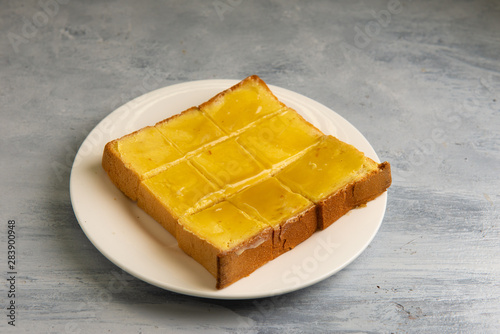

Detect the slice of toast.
xmin=102 ymin=75 xmax=391 ymax=289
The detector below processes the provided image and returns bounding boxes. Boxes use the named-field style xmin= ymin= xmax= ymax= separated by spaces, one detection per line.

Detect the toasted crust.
xmin=176 ymin=224 xmax=222 ymax=278
xmin=216 ymin=229 xmax=274 ymax=289
xmin=102 ymin=140 xmax=140 ymax=201
xmin=272 ymin=205 xmax=317 ymax=257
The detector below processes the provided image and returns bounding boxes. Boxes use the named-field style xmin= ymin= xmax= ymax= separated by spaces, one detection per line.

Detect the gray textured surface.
xmin=1 ymin=0 xmax=499 ymax=333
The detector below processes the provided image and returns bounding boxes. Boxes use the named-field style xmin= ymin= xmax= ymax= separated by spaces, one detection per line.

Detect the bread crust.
xmin=216 ymin=228 xmax=274 ymax=289
xmin=272 ymin=204 xmax=317 ymax=257
xmin=102 ymin=140 xmax=141 ymax=201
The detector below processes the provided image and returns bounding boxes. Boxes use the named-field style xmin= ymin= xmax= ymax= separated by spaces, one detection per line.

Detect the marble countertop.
xmin=2 ymin=0 xmax=499 ymax=333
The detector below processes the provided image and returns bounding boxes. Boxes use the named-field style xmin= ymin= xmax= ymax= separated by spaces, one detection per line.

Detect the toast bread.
xmin=102 ymin=75 xmax=392 ymax=289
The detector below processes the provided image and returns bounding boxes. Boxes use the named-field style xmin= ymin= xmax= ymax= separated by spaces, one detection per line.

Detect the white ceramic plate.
xmin=70 ymin=79 xmax=387 ymax=299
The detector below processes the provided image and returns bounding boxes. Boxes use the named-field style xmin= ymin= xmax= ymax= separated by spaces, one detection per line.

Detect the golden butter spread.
xmin=229 ymin=177 xmax=313 ymax=227
xmin=117 ymin=126 xmax=182 ymax=176
xmin=277 ymin=136 xmax=368 ymax=202
xmin=140 ymin=160 xmax=220 ymax=218
xmin=155 ymin=107 xmax=225 ymax=154
xmin=237 ymin=108 xmax=322 ymax=168
xmin=180 ymin=201 xmax=269 ymax=251
xmin=200 ymin=79 xmax=284 ymax=133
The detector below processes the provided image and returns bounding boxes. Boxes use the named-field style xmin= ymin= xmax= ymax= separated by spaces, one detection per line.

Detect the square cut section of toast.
xmin=237 ymin=108 xmax=323 ymax=168
xmin=276 ymin=135 xmax=392 ymax=230
xmin=199 ymin=75 xmax=286 ymax=133
xmin=137 ymin=160 xmax=221 ymax=237
xmin=190 ymin=138 xmax=269 ymax=196
xmin=155 ymin=107 xmax=225 ymax=154
xmin=102 ymin=75 xmax=391 ymax=289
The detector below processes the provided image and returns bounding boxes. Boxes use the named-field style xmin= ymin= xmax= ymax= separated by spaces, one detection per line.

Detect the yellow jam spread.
xmin=155 ymin=107 xmax=225 ymax=154
xmin=229 ymin=177 xmax=313 ymax=227
xmin=140 ymin=160 xmax=220 ymax=218
xmin=110 ymin=76 xmax=376 ymax=252
xmin=200 ymin=79 xmax=284 ymax=133
xmin=117 ymin=126 xmax=182 ymax=176
xmin=276 ymin=136 xmax=369 ymax=202
xmin=180 ymin=201 xmax=268 ymax=251
xmin=238 ymin=108 xmax=323 ymax=168
xmin=191 ymin=138 xmax=266 ymax=191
